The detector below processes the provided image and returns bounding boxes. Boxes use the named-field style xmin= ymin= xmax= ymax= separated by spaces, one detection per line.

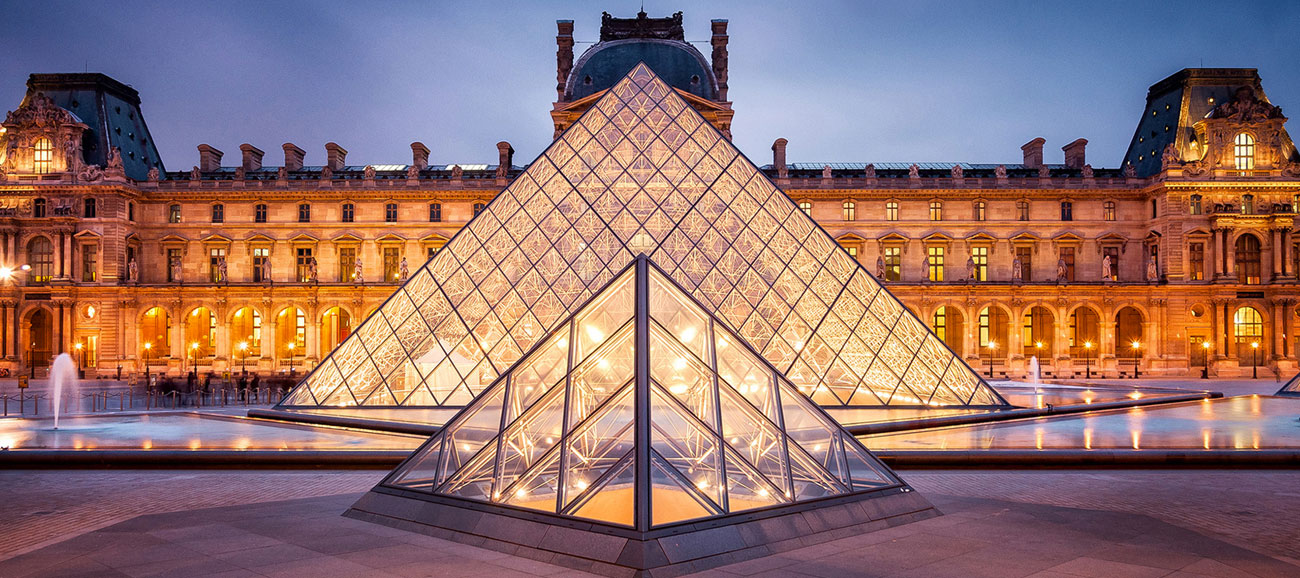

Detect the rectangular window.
xmin=297 ymin=203 xmax=311 ymax=223
xmin=1103 ymin=247 xmax=1119 ymax=281
xmin=1060 ymin=247 xmax=1075 ymax=282
xmin=254 ymin=203 xmax=268 ymax=223
xmin=1017 ymin=200 xmax=1030 ymax=221
xmin=842 ymin=202 xmax=855 ymax=221
xmin=1060 ymin=201 xmax=1073 ymax=221
xmin=128 ymin=202 xmax=134 ymax=221
xmin=84 ymin=198 xmax=97 ymax=218
xmin=473 ymin=203 xmax=487 ymax=217
xmin=1015 ymin=246 xmax=1032 ymax=281
xmin=385 ymin=203 xmax=398 ymax=222
xmin=929 ymin=201 xmax=942 ymax=221
xmin=883 ymin=247 xmax=901 ymax=282
xmin=1189 ymin=195 xmax=1202 ymax=215
xmin=845 ymin=246 xmax=858 ymax=258
xmin=32 ymin=139 xmax=53 ymax=174
xmin=166 ymin=248 xmax=182 ymax=282
xmin=252 ymin=248 xmax=269 ymax=282
xmin=973 ymin=201 xmax=986 ymax=221
xmin=382 ymin=247 xmax=400 ymax=282
xmin=296 ymin=248 xmax=313 ymax=282
xmin=1104 ymin=201 xmax=1117 ymax=221
xmin=341 ymin=203 xmax=355 ymax=223
xmin=798 ymin=201 xmax=812 ymax=217
xmin=927 ymin=246 xmax=944 ymax=282
xmin=885 ymin=201 xmax=899 ymax=221
xmin=971 ymin=247 xmax=988 ymax=281
xmin=426 ymin=246 xmax=439 ymax=261
xmin=1189 ymin=242 xmax=1204 ymax=280
xmin=81 ymin=245 xmax=98 ymax=282
xmin=209 ymin=248 xmax=225 ymax=283
xmin=429 ymin=203 xmax=442 ymax=222
xmin=211 ymin=204 xmax=224 ymax=223
xmin=168 ymin=204 xmax=181 ymax=223
xmin=339 ymin=247 xmax=356 ymax=282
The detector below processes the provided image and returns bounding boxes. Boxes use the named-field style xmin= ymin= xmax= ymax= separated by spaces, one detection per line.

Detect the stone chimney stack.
xmin=410 ymin=142 xmax=429 ymax=170
xmin=772 ymin=138 xmax=788 ymax=179
xmin=325 ymin=142 xmax=348 ymax=171
xmin=711 ymin=19 xmax=730 ymax=102
xmin=496 ymin=141 xmax=515 ymax=170
xmin=197 ymin=144 xmax=223 ymax=172
xmin=1021 ymin=137 xmax=1046 ymax=168
xmin=239 ymin=144 xmax=264 ymax=171
xmin=282 ymin=143 xmax=305 ymax=171
xmin=1062 ymin=138 xmax=1088 ymax=169
xmin=556 ymin=20 xmax=575 ymax=100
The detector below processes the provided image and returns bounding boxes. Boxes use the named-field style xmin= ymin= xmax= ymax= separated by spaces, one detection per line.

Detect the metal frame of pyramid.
xmin=277 ymin=62 xmax=1006 ymax=415
xmin=1279 ymin=372 xmax=1300 ymax=396
xmin=345 ymin=255 xmax=937 ymax=577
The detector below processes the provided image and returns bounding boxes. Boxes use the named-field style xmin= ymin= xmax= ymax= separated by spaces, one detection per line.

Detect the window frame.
xmin=1233 ymin=132 xmax=1255 ymax=170
xmin=210 ymin=203 xmax=224 ymax=224
xmin=929 ymin=200 xmax=943 ymax=221
xmin=32 ymin=137 xmax=53 ymax=174
xmin=297 ymin=203 xmax=311 ymax=223
xmin=384 ymin=202 xmax=398 ymax=223
xmin=429 ymin=202 xmax=443 ymax=222
xmin=341 ymin=202 xmax=355 ymax=223
xmin=254 ymin=203 xmax=268 ymax=223
xmin=885 ymin=200 xmax=899 ymax=222
xmin=168 ymin=204 xmax=182 ymax=224
xmin=841 ymin=201 xmax=856 ymax=221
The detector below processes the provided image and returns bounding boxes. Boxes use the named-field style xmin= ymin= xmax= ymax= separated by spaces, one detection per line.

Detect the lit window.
xmin=429 ymin=203 xmax=443 ymax=222
xmin=927 ymin=246 xmax=944 ymax=282
xmin=883 ymin=247 xmax=901 ymax=281
xmin=338 ymin=247 xmax=357 ymax=282
xmin=28 ymin=237 xmax=53 ymax=284
xmin=1060 ymin=201 xmax=1073 ymax=221
xmin=1233 ymin=133 xmax=1255 ymax=170
xmin=932 ymin=307 xmax=947 ymax=342
xmin=209 ymin=248 xmax=225 ymax=282
xmin=211 ymin=203 xmax=224 ymax=223
xmin=971 ymin=247 xmax=988 ymax=281
xmin=296 ymin=247 xmax=313 ymax=282
xmin=383 ymin=247 xmax=401 ymax=281
xmin=252 ymin=248 xmax=269 ymax=282
xmin=168 ymin=204 xmax=181 ymax=223
xmin=885 ymin=201 xmax=899 ymax=221
xmin=1016 ymin=199 xmax=1030 ymax=221
xmin=798 ymin=201 xmax=812 ymax=216
xmin=81 ymin=244 xmax=97 ymax=282
xmin=841 ymin=201 xmax=855 ymax=221
xmin=32 ymin=137 xmax=53 ymax=174
xmin=298 ymin=203 xmax=311 ymax=223
xmin=929 ymin=201 xmax=943 ymax=221
xmin=341 ymin=203 xmax=355 ymax=223
xmin=1103 ymin=201 xmax=1117 ymax=221
xmin=254 ymin=203 xmax=267 ymax=223
xmin=1189 ymin=242 xmax=1204 ymax=281
xmin=973 ymin=201 xmax=986 ymax=221
xmin=1241 ymin=194 xmax=1255 ymax=215
xmin=385 ymin=202 xmax=398 ymax=222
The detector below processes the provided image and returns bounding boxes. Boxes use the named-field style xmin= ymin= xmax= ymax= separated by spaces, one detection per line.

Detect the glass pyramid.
xmin=277 ymin=63 xmax=1005 ymax=412
xmin=382 ymin=257 xmax=903 ymax=529
xmin=1279 ymin=372 xmax=1300 ymax=396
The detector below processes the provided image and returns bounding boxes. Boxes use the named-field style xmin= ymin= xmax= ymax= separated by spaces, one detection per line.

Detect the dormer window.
xmin=1234 ymin=133 xmax=1255 ymax=170
xmin=33 ymin=137 xmax=53 ymax=174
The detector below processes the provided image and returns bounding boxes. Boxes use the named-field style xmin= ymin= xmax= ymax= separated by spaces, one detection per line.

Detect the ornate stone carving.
xmin=451 ymin=164 xmax=463 ymax=179
xmin=875 ymin=255 xmax=885 ymax=279
xmin=821 ymin=165 xmax=831 ymax=180
xmin=78 ymin=164 xmax=103 ymax=182
xmin=1012 ymin=257 xmax=1023 ymax=284
xmin=1101 ymin=254 xmax=1113 ymax=282
xmin=105 ymin=146 xmax=124 ymax=176
xmin=147 ymin=167 xmax=159 ymax=182
xmin=950 ymin=164 xmax=963 ymax=179
xmin=127 ymin=258 xmax=139 ymax=283
xmin=994 ymin=165 xmax=1007 ymax=179
xmin=1056 ymin=257 xmax=1068 ymax=283
xmin=1146 ymin=258 xmax=1158 ymax=282
xmin=260 ymin=257 xmax=272 ymax=285
xmin=399 ymin=257 xmax=409 ymax=282
xmin=190 ymin=166 xmax=201 ymax=181
xmin=320 ymin=165 xmax=333 ymax=179
xmin=1206 ymin=86 xmax=1285 ymax=121
xmin=353 ymin=257 xmax=364 ymax=285
xmin=600 ymin=10 xmax=684 ymax=42
xmin=277 ymin=166 xmax=288 ymax=180
xmin=1160 ymin=143 xmax=1180 ymax=170
xmin=966 ymin=254 xmax=976 ymax=281
xmin=364 ymin=165 xmax=376 ymax=179
xmin=864 ymin=163 xmax=876 ymax=179
xmin=1037 ymin=164 xmax=1050 ymax=178
xmin=407 ymin=164 xmax=420 ymax=179
xmin=307 ymin=257 xmax=318 ymax=283
xmin=1122 ymin=163 xmax=1136 ymax=178
xmin=216 ymin=256 xmax=228 ymax=284
xmin=908 ymin=164 xmax=919 ymax=179
xmin=1081 ymin=164 xmax=1094 ymax=178
xmin=234 ymin=166 xmax=246 ymax=180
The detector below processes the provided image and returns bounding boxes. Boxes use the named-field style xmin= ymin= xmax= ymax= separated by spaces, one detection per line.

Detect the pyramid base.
xmin=345 ymin=486 xmax=939 ymax=578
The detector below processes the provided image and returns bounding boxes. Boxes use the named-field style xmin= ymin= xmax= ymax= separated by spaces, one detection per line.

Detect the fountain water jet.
xmin=1028 ymin=356 xmax=1042 ymax=407
xmin=50 ymin=353 xmax=78 ymax=430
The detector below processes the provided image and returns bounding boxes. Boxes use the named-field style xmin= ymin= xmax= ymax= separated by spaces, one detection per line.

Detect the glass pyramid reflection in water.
xmin=277 ymin=62 xmax=1005 ymax=412
xmin=383 ymin=257 xmax=902 ymax=528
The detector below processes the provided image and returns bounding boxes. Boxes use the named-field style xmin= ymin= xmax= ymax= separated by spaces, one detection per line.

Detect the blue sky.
xmin=3 ymin=1 xmax=1296 ymax=170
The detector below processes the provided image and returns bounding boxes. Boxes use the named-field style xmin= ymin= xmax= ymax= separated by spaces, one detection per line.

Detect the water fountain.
xmin=50 ymin=353 xmax=78 ymax=430
xmin=1028 ymin=356 xmax=1042 ymax=406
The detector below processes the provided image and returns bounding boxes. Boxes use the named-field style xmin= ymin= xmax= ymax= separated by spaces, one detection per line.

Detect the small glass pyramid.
xmin=383 ymin=256 xmax=902 ymax=529
xmin=1279 ymin=372 xmax=1300 ymax=396
xmin=277 ymin=62 xmax=1005 ymax=412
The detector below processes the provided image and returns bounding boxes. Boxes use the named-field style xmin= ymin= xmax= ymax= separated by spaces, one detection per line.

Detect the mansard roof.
xmin=24 ymin=73 xmax=164 ymax=180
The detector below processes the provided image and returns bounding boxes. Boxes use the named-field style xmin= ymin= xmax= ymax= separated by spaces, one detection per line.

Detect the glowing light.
xmin=515 ymin=489 xmax=527 ymax=498
xmin=585 ymin=325 xmax=604 ymax=343
xmin=672 ymin=357 xmax=686 ymax=370
xmin=574 ymin=480 xmax=588 ymax=491
xmin=696 ymin=480 xmax=709 ymax=490
xmin=0 ymin=266 xmax=12 ymax=279
xmin=669 ymin=384 xmax=688 ymax=395
xmin=679 ymin=327 xmax=696 ymax=343
xmin=757 ymin=488 xmax=769 ymax=497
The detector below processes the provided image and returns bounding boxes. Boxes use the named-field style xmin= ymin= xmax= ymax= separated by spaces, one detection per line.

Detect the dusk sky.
xmin=3 ymin=1 xmax=1296 ymax=171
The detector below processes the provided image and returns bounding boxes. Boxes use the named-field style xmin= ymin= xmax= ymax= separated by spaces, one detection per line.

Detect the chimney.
xmin=1021 ymin=137 xmax=1046 ymax=168
xmin=556 ymin=20 xmax=575 ymax=100
xmin=1062 ymin=138 xmax=1088 ymax=169
xmin=496 ymin=141 xmax=515 ymax=170
xmin=711 ymin=19 xmax=730 ymax=101
xmin=325 ymin=142 xmax=348 ymax=171
xmin=197 ymin=144 xmax=223 ymax=172
xmin=239 ymin=144 xmax=264 ymax=171
xmin=282 ymin=143 xmax=305 ymax=171
xmin=772 ymin=138 xmax=788 ymax=178
xmin=410 ymin=142 xmax=429 ymax=170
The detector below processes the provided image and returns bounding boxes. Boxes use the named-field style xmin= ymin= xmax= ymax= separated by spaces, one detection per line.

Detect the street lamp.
xmin=143 ymin=342 xmax=153 ymax=383
xmin=1251 ymin=341 xmax=1260 ymax=379
xmin=238 ymin=341 xmax=249 ymax=374
xmin=74 ymin=342 xmax=84 ymax=378
xmin=1200 ymin=341 xmax=1211 ymax=379
xmin=1130 ymin=340 xmax=1141 ymax=379
xmin=189 ymin=341 xmax=200 ymax=374
xmin=287 ymin=342 xmax=297 ymax=375
xmin=986 ymin=340 xmax=998 ymax=378
xmin=1083 ymin=341 xmax=1093 ymax=380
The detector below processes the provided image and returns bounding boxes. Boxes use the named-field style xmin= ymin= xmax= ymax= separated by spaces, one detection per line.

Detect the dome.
xmin=565 ymin=38 xmax=717 ymax=102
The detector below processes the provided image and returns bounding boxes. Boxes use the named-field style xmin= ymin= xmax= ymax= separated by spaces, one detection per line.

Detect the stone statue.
xmin=1146 ymin=258 xmax=1158 ymax=282
xmin=170 ymin=256 xmax=183 ymax=284
xmin=147 ymin=167 xmax=159 ymax=182
xmin=1101 ymin=254 xmax=1113 ymax=281
xmin=821 ymin=165 xmax=831 ymax=179
xmin=364 ymin=165 xmax=376 ymax=179
xmin=234 ymin=166 xmax=246 ymax=180
xmin=1160 ymin=143 xmax=1179 ymax=170
xmin=277 ymin=166 xmax=288 ymax=180
xmin=217 ymin=256 xmax=228 ymax=284
xmin=1037 ymin=164 xmax=1050 ymax=178
xmin=320 ymin=166 xmax=333 ymax=179
xmin=950 ymin=164 xmax=963 ymax=179
xmin=864 ymin=163 xmax=876 ymax=179
xmin=353 ymin=257 xmax=364 ymax=284
xmin=921 ymin=254 xmax=930 ymax=281
xmin=908 ymin=164 xmax=920 ymax=179
xmin=399 ymin=256 xmax=409 ymax=282
xmin=1207 ymin=86 xmax=1285 ymax=122
xmin=1081 ymin=164 xmax=1094 ymax=179
xmin=407 ymin=164 xmax=420 ymax=179
xmin=64 ymin=138 xmax=80 ymax=170
xmin=966 ymin=254 xmax=977 ymax=281
xmin=1012 ymin=257 xmax=1024 ymax=284
xmin=451 ymin=164 xmax=463 ymax=179
xmin=78 ymin=164 xmax=103 ymax=182
xmin=127 ymin=258 xmax=139 ymax=283
xmin=875 ymin=255 xmax=885 ymax=279
xmin=190 ymin=166 xmax=200 ymax=181
xmin=260 ymin=257 xmax=272 ymax=284
xmin=1122 ymin=163 xmax=1136 ymax=178
xmin=307 ymin=257 xmax=318 ymax=283
xmin=1056 ymin=257 xmax=1068 ymax=283
xmin=104 ymin=145 xmax=121 ymax=173
xmin=995 ymin=165 xmax=1007 ymax=179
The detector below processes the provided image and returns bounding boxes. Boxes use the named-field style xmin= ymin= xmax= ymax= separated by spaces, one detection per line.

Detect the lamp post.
xmin=1083 ymin=341 xmax=1093 ymax=380
xmin=189 ymin=342 xmax=199 ymax=374
xmin=1130 ymin=340 xmax=1141 ymax=379
xmin=1035 ymin=340 xmax=1044 ymax=376
xmin=143 ymin=342 xmax=152 ymax=383
xmin=238 ymin=341 xmax=248 ymax=374
xmin=1251 ymin=341 xmax=1259 ymax=379
xmin=986 ymin=340 xmax=998 ymax=378
xmin=287 ymin=342 xmax=296 ymax=375
xmin=74 ymin=342 xmax=84 ymax=378
xmin=1201 ymin=341 xmax=1211 ymax=379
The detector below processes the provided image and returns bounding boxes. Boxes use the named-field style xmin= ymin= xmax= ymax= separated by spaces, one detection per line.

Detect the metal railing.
xmin=1 ymin=386 xmax=289 ymax=417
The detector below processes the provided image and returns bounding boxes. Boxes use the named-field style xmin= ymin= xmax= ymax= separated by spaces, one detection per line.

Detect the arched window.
xmin=1068 ymin=307 xmax=1100 ymax=356
xmin=1022 ymin=306 xmax=1054 ymax=355
xmin=231 ymin=307 xmax=262 ymax=358
xmin=1233 ymin=306 xmax=1264 ymax=365
xmin=185 ymin=307 xmax=216 ymax=358
xmin=277 ymin=307 xmax=307 ymax=359
xmin=885 ymin=201 xmax=899 ymax=221
xmin=797 ymin=201 xmax=812 ymax=216
xmin=931 ymin=306 xmax=964 ymax=353
xmin=27 ymin=237 xmax=53 ymax=284
xmin=1235 ymin=234 xmax=1261 ymax=284
xmin=841 ymin=201 xmax=856 ymax=221
xmin=141 ymin=307 xmax=170 ymax=352
xmin=321 ymin=307 xmax=352 ymax=351
xmin=32 ymin=137 xmax=53 ymax=174
xmin=1233 ymin=133 xmax=1255 ymax=170
xmin=973 ymin=200 xmax=986 ymax=221
xmin=1115 ymin=307 xmax=1144 ymax=356
xmin=929 ymin=200 xmax=943 ymax=221
xmin=977 ymin=306 xmax=1008 ymax=351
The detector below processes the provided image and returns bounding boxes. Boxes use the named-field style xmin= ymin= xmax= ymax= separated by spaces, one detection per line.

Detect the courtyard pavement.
xmin=1 ymin=469 xmax=1297 ymax=577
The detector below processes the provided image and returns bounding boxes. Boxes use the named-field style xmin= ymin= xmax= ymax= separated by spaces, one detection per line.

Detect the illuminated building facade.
xmin=0 ymin=11 xmax=1295 ymax=381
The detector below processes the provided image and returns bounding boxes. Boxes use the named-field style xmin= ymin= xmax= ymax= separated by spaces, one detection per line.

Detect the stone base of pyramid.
xmin=345 ymin=486 xmax=938 ymax=578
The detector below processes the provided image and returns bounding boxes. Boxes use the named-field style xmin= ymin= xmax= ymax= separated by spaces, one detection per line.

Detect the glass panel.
xmin=563 ymin=385 xmax=634 ymax=508
xmin=649 ymin=325 xmax=716 ymax=428
xmin=575 ymin=271 xmax=635 ymax=362
xmin=497 ymin=385 xmax=565 ymax=492
xmin=786 ymin=439 xmax=846 ymax=500
xmin=723 ymin=446 xmax=786 ymax=512
xmin=569 ymin=453 xmax=635 ymax=527
xmin=389 ymin=437 xmax=443 ymax=492
xmin=844 ymin=442 xmax=895 ymax=490
xmin=718 ymin=383 xmax=788 ymax=493
xmin=649 ymin=269 xmax=711 ymax=363
xmin=650 ymin=451 xmax=718 ymax=526
xmin=439 ymin=386 xmax=505 ymax=486
xmin=507 ymin=322 xmax=570 ymax=422
xmin=650 ymin=385 xmax=724 ymax=509
xmin=778 ymin=379 xmax=845 ymax=482
xmin=568 ymin=324 xmax=635 ymax=426
xmin=440 ymin=442 xmax=497 ymax=502
xmin=502 ymin=445 xmax=562 ymax=513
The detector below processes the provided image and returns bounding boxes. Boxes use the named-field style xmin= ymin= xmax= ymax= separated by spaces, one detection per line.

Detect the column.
xmin=215 ymin=314 xmax=230 ymax=364
xmin=1223 ymin=302 xmax=1236 ymax=360
xmin=0 ymin=301 xmax=7 ymax=358
xmin=1284 ymin=229 xmax=1294 ymax=277
xmin=262 ymin=311 xmax=277 ymax=373
xmin=1285 ymin=299 xmax=1296 ymax=358
xmin=1272 ymin=229 xmax=1284 ymax=281
xmin=1208 ymin=229 xmax=1221 ymax=278
xmin=1224 ymin=231 xmax=1236 ymax=278
xmin=1272 ymin=301 xmax=1285 ymax=359
xmin=62 ymin=232 xmax=73 ymax=279
xmin=11 ymin=304 xmax=19 ymax=359
xmin=172 ymin=310 xmax=185 ymax=373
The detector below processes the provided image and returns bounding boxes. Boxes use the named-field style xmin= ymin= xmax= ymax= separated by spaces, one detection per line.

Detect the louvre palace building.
xmin=0 ymin=10 xmax=1297 ymax=383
